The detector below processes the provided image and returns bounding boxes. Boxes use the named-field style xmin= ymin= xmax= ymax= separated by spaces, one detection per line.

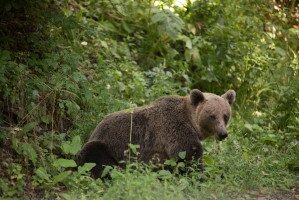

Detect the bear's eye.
xmin=224 ymin=114 xmax=228 ymax=124
xmin=209 ymin=115 xmax=216 ymax=120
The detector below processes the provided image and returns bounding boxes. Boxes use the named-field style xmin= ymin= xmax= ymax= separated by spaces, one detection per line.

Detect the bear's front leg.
xmin=77 ymin=141 xmax=118 ymax=178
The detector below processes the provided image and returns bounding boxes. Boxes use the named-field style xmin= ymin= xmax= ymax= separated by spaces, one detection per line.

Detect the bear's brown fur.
xmin=78 ymin=89 xmax=236 ymax=178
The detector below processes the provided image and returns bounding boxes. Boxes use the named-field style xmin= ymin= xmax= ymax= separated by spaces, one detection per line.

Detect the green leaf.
xmin=62 ymin=136 xmax=81 ymax=155
xmin=128 ymin=144 xmax=140 ymax=155
xmin=122 ymin=21 xmax=132 ymax=33
xmin=101 ymin=166 xmax=113 ymax=178
xmin=62 ymin=142 xmax=70 ymax=155
xmin=151 ymin=11 xmax=167 ymax=24
xmin=100 ymin=41 xmax=108 ymax=49
xmin=158 ymin=170 xmax=171 ymax=177
xmin=177 ymin=35 xmax=192 ymax=49
xmin=60 ymin=193 xmax=72 ymax=200
xmin=164 ymin=159 xmax=176 ymax=167
xmin=179 ymin=178 xmax=189 ymax=190
xmin=150 ymin=9 xmax=184 ymax=39
xmin=53 ymin=159 xmax=77 ymax=168
xmin=41 ymin=115 xmax=51 ymax=124
xmin=177 ymin=162 xmax=185 ymax=168
xmin=69 ymin=136 xmax=81 ymax=155
xmin=262 ymin=134 xmax=277 ymax=143
xmin=53 ymin=171 xmax=71 ymax=184
xmin=244 ymin=123 xmax=253 ymax=132
xmin=190 ymin=48 xmax=201 ymax=64
xmin=78 ymin=163 xmax=96 ymax=174
xmin=22 ymin=122 xmax=38 ymax=134
xmin=11 ymin=138 xmax=20 ymax=153
xmin=184 ymin=49 xmax=191 ymax=62
xmin=35 ymin=167 xmax=50 ymax=181
xmin=203 ymin=156 xmax=214 ymax=166
xmin=22 ymin=143 xmax=37 ymax=165
xmin=275 ymin=47 xmax=286 ymax=57
xmin=0 ymin=130 xmax=6 ymax=143
xmin=242 ymin=152 xmax=249 ymax=161
xmin=178 ymin=151 xmax=186 ymax=160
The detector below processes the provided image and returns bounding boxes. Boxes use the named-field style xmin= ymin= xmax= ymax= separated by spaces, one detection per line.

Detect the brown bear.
xmin=78 ymin=89 xmax=236 ymax=178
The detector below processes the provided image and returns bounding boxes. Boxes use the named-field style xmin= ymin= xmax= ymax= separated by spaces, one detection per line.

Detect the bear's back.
xmin=88 ymin=95 xmax=187 ymax=160
xmin=89 ymin=95 xmax=186 ymax=141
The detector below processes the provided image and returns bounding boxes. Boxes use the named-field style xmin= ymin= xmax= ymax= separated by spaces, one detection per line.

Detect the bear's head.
xmin=190 ymin=89 xmax=236 ymax=141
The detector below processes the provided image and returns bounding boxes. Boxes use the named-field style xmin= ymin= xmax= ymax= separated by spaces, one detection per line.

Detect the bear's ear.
xmin=190 ymin=89 xmax=205 ymax=106
xmin=222 ymin=90 xmax=236 ymax=105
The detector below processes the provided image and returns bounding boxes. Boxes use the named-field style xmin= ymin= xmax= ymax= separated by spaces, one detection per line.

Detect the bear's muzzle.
xmin=218 ymin=130 xmax=228 ymax=141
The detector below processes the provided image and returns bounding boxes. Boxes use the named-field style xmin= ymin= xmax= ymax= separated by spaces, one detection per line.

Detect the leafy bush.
xmin=0 ymin=0 xmax=298 ymax=198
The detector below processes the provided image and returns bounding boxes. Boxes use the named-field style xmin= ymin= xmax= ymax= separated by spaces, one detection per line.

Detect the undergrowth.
xmin=0 ymin=0 xmax=298 ymax=199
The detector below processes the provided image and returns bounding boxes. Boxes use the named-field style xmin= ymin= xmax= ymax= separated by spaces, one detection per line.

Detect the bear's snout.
xmin=218 ymin=130 xmax=228 ymax=141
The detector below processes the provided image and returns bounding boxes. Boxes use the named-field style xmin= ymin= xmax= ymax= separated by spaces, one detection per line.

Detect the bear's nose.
xmin=218 ymin=130 xmax=228 ymax=141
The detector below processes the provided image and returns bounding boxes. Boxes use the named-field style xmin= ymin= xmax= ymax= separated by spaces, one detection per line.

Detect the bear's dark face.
xmin=191 ymin=90 xmax=236 ymax=141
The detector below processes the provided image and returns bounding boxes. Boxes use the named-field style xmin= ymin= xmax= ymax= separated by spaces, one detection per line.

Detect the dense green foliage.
xmin=0 ymin=0 xmax=298 ymax=199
